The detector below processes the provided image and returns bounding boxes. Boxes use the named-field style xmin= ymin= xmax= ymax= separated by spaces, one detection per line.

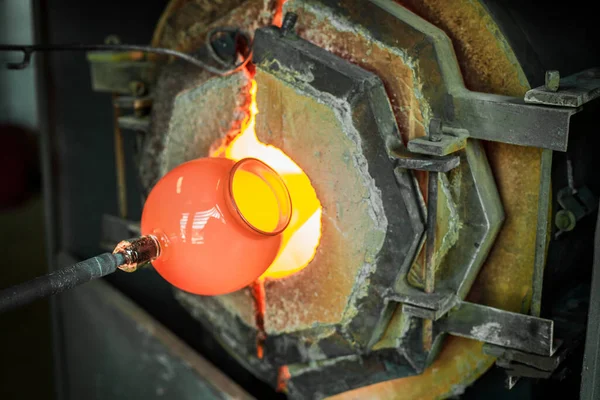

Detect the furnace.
xmin=82 ymin=0 xmax=600 ymax=398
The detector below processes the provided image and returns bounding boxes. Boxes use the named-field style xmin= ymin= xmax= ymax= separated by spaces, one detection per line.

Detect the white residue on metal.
xmin=437 ymin=173 xmax=461 ymax=263
xmin=469 ymin=322 xmax=508 ymax=345
xmin=264 ymin=58 xmax=315 ymax=84
xmin=326 ymin=93 xmax=386 ymax=317
xmin=319 ymin=92 xmax=387 ymax=230
xmin=156 ymin=353 xmax=176 ymax=381
xmin=291 ymin=354 xmax=360 ymax=376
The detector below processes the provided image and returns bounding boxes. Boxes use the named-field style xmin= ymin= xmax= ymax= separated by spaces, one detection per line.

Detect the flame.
xmin=213 ymin=79 xmax=322 ymax=279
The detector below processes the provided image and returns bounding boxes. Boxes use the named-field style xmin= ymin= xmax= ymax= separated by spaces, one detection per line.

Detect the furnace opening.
xmin=212 ymin=79 xmax=323 ymax=280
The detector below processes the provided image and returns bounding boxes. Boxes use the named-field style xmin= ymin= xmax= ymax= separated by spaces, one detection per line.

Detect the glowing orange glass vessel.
xmin=140 ymin=157 xmax=292 ymax=296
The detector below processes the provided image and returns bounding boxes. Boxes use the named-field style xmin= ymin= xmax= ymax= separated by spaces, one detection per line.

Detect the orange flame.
xmin=213 ymin=79 xmax=322 ymax=280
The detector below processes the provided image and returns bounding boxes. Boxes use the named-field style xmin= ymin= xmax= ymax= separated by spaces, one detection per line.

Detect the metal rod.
xmin=112 ymin=94 xmax=128 ymax=219
xmin=425 ymin=171 xmax=438 ymax=293
xmin=531 ymin=148 xmax=552 ymax=317
xmin=0 ymin=253 xmax=125 ymax=313
xmin=0 ymin=34 xmax=252 ymax=76
xmin=423 ymin=171 xmax=439 ymax=350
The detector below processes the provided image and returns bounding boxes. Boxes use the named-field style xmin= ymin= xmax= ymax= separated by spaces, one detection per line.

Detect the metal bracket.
xmin=407 ymin=134 xmax=468 ymax=156
xmin=391 ymin=149 xmax=460 ymax=172
xmin=484 ymin=318 xmax=585 ymax=389
xmin=118 ymin=115 xmax=150 ymax=133
xmin=408 ymin=90 xmax=579 ymax=154
xmin=402 ymin=301 xmax=458 ymax=321
xmin=483 ymin=338 xmax=574 ymax=378
xmin=555 ymin=186 xmax=598 ymax=236
xmin=438 ymin=301 xmax=557 ymax=356
xmin=407 ymin=118 xmax=468 ymax=156
xmin=450 ymin=91 xmax=578 ymax=152
xmin=525 ymin=68 xmax=600 ymax=108
xmin=113 ymin=95 xmax=153 ymax=112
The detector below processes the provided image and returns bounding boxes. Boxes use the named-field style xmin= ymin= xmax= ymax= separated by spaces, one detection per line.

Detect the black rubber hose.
xmin=0 ymin=252 xmax=125 ymax=313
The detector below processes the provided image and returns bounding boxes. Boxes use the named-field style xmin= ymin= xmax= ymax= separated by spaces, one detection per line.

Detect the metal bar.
xmin=423 ymin=171 xmax=438 ymax=350
xmin=0 ymin=38 xmax=251 ymax=75
xmin=389 ymin=288 xmax=457 ymax=311
xmin=496 ymin=360 xmax=553 ymax=379
xmin=452 ymin=91 xmax=578 ymax=151
xmin=403 ymin=304 xmax=437 ymax=320
xmin=112 ymin=95 xmax=128 ymax=219
xmin=118 ymin=115 xmax=150 ymax=132
xmin=402 ymin=303 xmax=455 ymax=321
xmin=393 ymin=153 xmax=460 ymax=172
xmin=113 ymin=95 xmax=153 ymax=110
xmin=531 ymin=148 xmax=553 ymax=316
xmin=441 ymin=301 xmax=555 ymax=356
xmin=0 ymin=253 xmax=125 ymax=313
xmin=484 ymin=340 xmax=569 ymax=372
xmin=525 ymin=68 xmax=600 ymax=108
xmin=425 ymin=172 xmax=438 ymax=294
xmin=407 ymin=135 xmax=467 ymax=156
xmin=580 ymin=199 xmax=600 ymax=399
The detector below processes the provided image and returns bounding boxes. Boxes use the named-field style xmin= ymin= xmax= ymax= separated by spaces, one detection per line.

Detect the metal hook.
xmin=0 ymin=36 xmax=253 ymax=76
xmin=7 ymin=48 xmax=32 ymax=70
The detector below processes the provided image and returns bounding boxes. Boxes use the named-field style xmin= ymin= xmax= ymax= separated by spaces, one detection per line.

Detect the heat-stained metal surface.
xmin=438 ymin=302 xmax=555 ymax=356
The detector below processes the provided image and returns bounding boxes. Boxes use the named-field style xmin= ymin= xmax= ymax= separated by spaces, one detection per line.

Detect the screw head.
xmin=545 ymin=70 xmax=560 ymax=92
xmin=428 ymin=118 xmax=443 ymax=142
xmin=281 ymin=12 xmax=298 ymax=36
xmin=555 ymin=209 xmax=576 ymax=231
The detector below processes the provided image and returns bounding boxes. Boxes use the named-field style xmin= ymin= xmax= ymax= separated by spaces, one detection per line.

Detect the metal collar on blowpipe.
xmin=113 ymin=235 xmax=161 ymax=272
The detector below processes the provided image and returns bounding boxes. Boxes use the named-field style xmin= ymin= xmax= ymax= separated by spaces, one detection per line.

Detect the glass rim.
xmin=228 ymin=157 xmax=292 ymax=236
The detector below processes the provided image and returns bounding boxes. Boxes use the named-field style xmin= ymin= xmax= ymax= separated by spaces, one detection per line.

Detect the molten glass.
xmin=213 ymin=79 xmax=323 ymax=279
xmin=140 ymin=157 xmax=292 ymax=295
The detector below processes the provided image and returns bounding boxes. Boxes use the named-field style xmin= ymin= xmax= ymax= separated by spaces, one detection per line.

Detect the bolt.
xmin=555 ymin=209 xmax=576 ymax=232
xmin=129 ymin=81 xmax=146 ymax=97
xmin=280 ymin=12 xmax=298 ymax=36
xmin=428 ymin=118 xmax=443 ymax=142
xmin=545 ymin=70 xmax=560 ymax=92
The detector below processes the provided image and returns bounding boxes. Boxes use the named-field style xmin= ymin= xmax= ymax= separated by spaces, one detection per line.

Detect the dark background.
xmin=0 ymin=0 xmax=599 ymax=399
